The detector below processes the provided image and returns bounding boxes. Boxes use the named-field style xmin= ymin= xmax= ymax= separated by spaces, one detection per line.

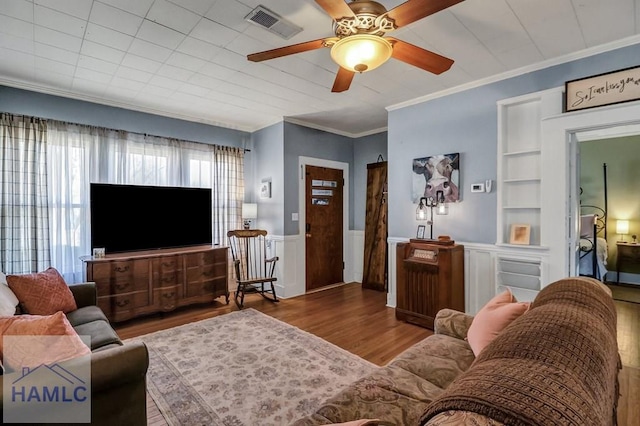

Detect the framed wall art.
xmin=509 ymin=224 xmax=531 ymax=245
xmin=412 ymin=153 xmax=460 ymax=203
xmin=260 ymin=178 xmax=271 ymax=199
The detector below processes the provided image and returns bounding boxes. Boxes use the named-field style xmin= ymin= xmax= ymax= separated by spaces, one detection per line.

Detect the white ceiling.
xmin=1 ymin=0 xmax=639 ymax=137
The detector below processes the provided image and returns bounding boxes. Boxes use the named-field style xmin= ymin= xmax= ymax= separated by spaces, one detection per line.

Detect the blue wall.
xmin=252 ymin=122 xmax=285 ymax=235
xmin=0 ymin=86 xmax=250 ymax=147
xmin=283 ymin=122 xmax=354 ymax=235
xmin=388 ymin=42 xmax=640 ymax=243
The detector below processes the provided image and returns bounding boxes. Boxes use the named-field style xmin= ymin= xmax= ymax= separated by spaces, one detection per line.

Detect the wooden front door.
xmin=362 ymin=161 xmax=388 ymax=291
xmin=305 ymin=165 xmax=343 ymax=291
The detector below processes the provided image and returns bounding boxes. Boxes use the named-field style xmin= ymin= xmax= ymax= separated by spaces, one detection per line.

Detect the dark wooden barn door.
xmin=362 ymin=161 xmax=388 ymax=291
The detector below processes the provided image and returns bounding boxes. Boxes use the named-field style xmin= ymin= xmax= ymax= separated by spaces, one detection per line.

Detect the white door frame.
xmin=297 ymin=156 xmax=350 ymax=292
xmin=541 ymin=99 xmax=640 ymax=282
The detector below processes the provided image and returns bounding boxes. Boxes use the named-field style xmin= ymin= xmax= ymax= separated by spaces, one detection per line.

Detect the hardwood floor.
xmin=115 ymin=282 xmax=640 ymax=426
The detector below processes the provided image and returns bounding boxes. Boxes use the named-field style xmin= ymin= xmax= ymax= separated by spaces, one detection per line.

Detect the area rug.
xmin=127 ymin=309 xmax=376 ymax=426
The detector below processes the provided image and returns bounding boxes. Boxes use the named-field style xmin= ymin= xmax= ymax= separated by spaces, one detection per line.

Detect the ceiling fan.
xmin=247 ymin=0 xmax=464 ymax=92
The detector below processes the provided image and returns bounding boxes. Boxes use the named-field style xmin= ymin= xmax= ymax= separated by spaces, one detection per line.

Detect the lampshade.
xmin=242 ymin=203 xmax=257 ymax=219
xmin=330 ymin=35 xmax=393 ymax=73
xmin=616 ymin=220 xmax=629 ymax=235
xmin=416 ymin=198 xmax=427 ymax=221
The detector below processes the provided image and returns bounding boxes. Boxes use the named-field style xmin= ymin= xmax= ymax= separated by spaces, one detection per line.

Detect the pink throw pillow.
xmin=467 ymin=290 xmax=530 ymax=356
xmin=7 ymin=267 xmax=77 ymax=315
xmin=0 ymin=312 xmax=90 ymax=370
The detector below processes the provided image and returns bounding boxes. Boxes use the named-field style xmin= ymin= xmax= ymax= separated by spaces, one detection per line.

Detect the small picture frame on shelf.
xmin=416 ymin=225 xmax=426 ymax=239
xmin=92 ymin=247 xmax=106 ymax=258
xmin=509 ymin=224 xmax=531 ymax=245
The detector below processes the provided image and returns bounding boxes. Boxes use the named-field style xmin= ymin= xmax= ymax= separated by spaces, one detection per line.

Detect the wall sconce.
xmin=616 ymin=219 xmax=629 ymax=242
xmin=242 ymin=203 xmax=258 ymax=229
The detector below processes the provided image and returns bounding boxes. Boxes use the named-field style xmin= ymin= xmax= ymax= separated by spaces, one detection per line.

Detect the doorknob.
xmin=306 ymin=223 xmax=311 ymax=238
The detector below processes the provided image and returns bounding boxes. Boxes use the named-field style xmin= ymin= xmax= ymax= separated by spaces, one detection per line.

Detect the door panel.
xmin=305 ymin=165 xmax=343 ymax=291
xmin=362 ymin=161 xmax=388 ymax=291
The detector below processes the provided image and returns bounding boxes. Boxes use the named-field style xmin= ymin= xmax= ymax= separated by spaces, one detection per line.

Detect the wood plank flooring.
xmin=115 ymin=282 xmax=640 ymax=426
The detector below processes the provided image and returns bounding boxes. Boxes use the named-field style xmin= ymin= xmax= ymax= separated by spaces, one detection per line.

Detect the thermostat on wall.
xmin=471 ymin=183 xmax=485 ymax=193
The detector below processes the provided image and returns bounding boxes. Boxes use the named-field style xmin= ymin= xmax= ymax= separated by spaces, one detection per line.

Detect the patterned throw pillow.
xmin=0 ymin=312 xmax=90 ymax=370
xmin=7 ymin=267 xmax=77 ymax=315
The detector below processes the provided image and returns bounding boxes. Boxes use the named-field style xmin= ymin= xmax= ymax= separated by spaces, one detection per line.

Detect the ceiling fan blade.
xmin=315 ymin=0 xmax=356 ymax=20
xmin=387 ymin=0 xmax=464 ymax=28
xmin=332 ymin=67 xmax=355 ymax=92
xmin=387 ymin=38 xmax=453 ymax=74
xmin=248 ymin=39 xmax=328 ymax=62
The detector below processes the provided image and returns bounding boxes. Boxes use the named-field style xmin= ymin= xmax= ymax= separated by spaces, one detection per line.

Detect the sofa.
xmin=0 ymin=281 xmax=149 ymax=426
xmin=294 ymin=277 xmax=620 ymax=426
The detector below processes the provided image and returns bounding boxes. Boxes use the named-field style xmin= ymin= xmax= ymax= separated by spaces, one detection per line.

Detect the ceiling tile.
xmin=96 ymin=0 xmax=155 ymax=18
xmin=572 ymin=0 xmax=635 ymax=46
xmin=80 ymin=40 xmax=126 ymax=64
xmin=121 ymin=54 xmax=162 ymax=73
xmin=35 ymin=42 xmax=79 ymax=65
xmin=204 ymin=0 xmax=252 ymax=32
xmin=149 ymin=74 xmax=184 ymax=90
xmin=74 ymin=66 xmax=113 ymax=84
xmin=165 ymin=51 xmax=206 ymax=72
xmin=34 ymin=0 xmax=92 ymax=20
xmin=85 ymin=23 xmax=134 ymax=52
xmin=128 ymin=38 xmax=173 ymax=62
xmin=110 ymin=76 xmax=145 ymax=92
xmin=104 ymin=85 xmax=139 ymax=100
xmin=34 ymin=25 xmax=82 ymax=51
xmin=190 ymin=18 xmax=240 ymax=47
xmin=0 ymin=48 xmax=35 ymax=79
xmin=0 ymin=14 xmax=34 ymax=39
xmin=137 ymin=19 xmax=186 ymax=50
xmin=198 ymin=61 xmax=236 ymax=80
xmin=34 ymin=5 xmax=86 ymax=38
xmin=147 ymin=0 xmax=201 ymax=34
xmin=495 ymin=42 xmax=545 ymax=68
xmin=142 ymin=84 xmax=175 ymax=97
xmin=1 ymin=0 xmax=34 ymax=22
xmin=0 ymin=34 xmax=34 ymax=54
xmin=77 ymin=55 xmax=119 ymax=74
xmin=188 ymin=73 xmax=222 ymax=89
xmin=115 ymin=66 xmax=153 ymax=83
xmin=35 ymin=57 xmax=76 ymax=76
xmin=157 ymin=64 xmax=195 ymax=81
xmin=177 ymin=36 xmax=222 ymax=61
xmin=90 ymin=2 xmax=144 ymax=36
xmin=176 ymin=81 xmax=210 ymax=96
xmin=167 ymin=0 xmax=216 ymax=16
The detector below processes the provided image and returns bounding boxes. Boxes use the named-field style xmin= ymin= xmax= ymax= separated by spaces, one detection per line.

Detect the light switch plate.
xmin=292 ymin=212 xmax=299 ymax=221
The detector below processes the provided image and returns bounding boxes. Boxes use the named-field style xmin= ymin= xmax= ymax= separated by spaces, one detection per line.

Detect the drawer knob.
xmin=115 ymin=283 xmax=129 ymax=291
xmin=114 ymin=266 xmax=130 ymax=273
xmin=116 ymin=299 xmax=130 ymax=308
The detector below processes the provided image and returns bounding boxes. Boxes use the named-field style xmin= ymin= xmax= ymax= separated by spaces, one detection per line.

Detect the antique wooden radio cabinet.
xmin=395 ymin=240 xmax=464 ymax=329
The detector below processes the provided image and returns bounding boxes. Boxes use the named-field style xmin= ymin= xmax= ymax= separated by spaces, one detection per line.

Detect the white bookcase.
xmin=497 ymin=89 xmax=562 ymax=248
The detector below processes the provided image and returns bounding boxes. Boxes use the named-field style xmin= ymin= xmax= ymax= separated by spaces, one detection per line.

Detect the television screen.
xmin=90 ymin=183 xmax=213 ymax=254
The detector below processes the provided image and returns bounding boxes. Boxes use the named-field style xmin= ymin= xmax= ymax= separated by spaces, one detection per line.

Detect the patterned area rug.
xmin=128 ymin=309 xmax=376 ymax=426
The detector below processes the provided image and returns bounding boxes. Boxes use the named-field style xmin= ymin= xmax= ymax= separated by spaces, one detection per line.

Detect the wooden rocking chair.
xmin=227 ymin=229 xmax=279 ymax=309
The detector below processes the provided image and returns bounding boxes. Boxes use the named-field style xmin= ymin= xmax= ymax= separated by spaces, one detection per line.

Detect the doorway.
xmin=298 ymin=157 xmax=349 ymax=294
xmin=305 ymin=165 xmax=344 ymax=291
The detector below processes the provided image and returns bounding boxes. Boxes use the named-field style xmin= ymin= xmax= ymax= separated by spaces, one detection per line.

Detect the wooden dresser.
xmin=396 ymin=240 xmax=464 ymax=329
xmin=83 ymin=245 xmax=228 ymax=322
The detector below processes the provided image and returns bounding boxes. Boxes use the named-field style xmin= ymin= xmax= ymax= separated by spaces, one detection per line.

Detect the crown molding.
xmin=283 ymin=117 xmax=387 ymax=138
xmin=387 ymin=35 xmax=640 ymax=112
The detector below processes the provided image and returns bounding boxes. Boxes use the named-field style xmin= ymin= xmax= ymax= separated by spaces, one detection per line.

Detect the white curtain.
xmin=47 ymin=121 xmax=244 ymax=282
xmin=0 ymin=114 xmax=50 ymax=274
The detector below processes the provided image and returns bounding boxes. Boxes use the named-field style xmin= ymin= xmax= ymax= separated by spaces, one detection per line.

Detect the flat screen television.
xmin=90 ymin=183 xmax=213 ymax=254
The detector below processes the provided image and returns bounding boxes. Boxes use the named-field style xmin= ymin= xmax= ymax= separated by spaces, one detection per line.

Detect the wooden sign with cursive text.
xmin=565 ymin=65 xmax=640 ymax=112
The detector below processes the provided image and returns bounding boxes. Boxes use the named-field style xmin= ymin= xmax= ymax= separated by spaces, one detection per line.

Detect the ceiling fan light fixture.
xmin=330 ymin=35 xmax=392 ymax=73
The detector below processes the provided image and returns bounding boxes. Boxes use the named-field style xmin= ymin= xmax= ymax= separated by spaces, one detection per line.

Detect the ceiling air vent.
xmin=245 ymin=6 xmax=302 ymax=40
